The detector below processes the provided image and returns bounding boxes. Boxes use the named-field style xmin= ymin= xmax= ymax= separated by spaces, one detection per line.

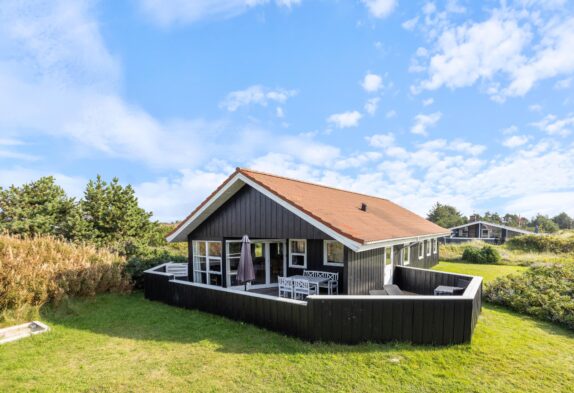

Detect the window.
xmin=426 ymin=240 xmax=431 ymax=256
xmin=324 ymin=240 xmax=344 ymax=267
xmin=404 ymin=244 xmax=411 ymax=265
xmin=289 ymin=239 xmax=307 ymax=268
xmin=226 ymin=241 xmax=242 ymax=287
xmin=192 ymin=241 xmax=222 ymax=286
xmin=418 ymin=242 xmax=424 ymax=259
xmin=433 ymin=238 xmax=438 ymax=254
xmin=385 ymin=247 xmax=393 ymax=265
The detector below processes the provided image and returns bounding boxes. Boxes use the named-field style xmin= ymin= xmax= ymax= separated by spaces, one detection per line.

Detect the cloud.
xmin=413 ymin=3 xmax=574 ymax=101
xmin=364 ymin=97 xmax=380 ymax=115
xmin=410 ymin=112 xmax=442 ymax=136
xmin=385 ymin=110 xmax=397 ymax=118
xmin=554 ymin=77 xmax=572 ymax=90
xmin=528 ymin=104 xmax=542 ymax=112
xmin=361 ymin=0 xmax=397 ymax=19
xmin=503 ymin=135 xmax=530 ymax=148
xmin=326 ymin=111 xmax=362 ymax=128
xmin=136 ymin=0 xmax=299 ymax=27
xmin=366 ymin=133 xmax=395 ymax=148
xmin=422 ymin=98 xmax=434 ymax=106
xmin=532 ymin=114 xmax=574 ymax=137
xmin=361 ymin=72 xmax=383 ymax=92
xmin=402 ymin=16 xmax=419 ymax=30
xmin=505 ymin=192 xmax=574 ymax=217
xmin=220 ymin=85 xmax=297 ymax=112
xmin=0 ymin=167 xmax=87 ymax=199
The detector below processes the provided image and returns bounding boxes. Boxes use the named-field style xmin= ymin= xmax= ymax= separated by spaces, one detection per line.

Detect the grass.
xmin=440 ymin=241 xmax=574 ymax=266
xmin=432 ymin=261 xmax=528 ymax=284
xmin=2 ymin=262 xmax=573 ymax=392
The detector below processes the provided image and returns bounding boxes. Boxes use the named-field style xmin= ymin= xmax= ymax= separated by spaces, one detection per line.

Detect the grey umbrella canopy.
xmin=237 ymin=235 xmax=255 ymax=287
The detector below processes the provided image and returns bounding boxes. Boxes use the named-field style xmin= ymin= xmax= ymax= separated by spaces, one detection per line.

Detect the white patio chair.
xmin=319 ymin=272 xmax=338 ymax=295
xmin=165 ymin=262 xmax=188 ymax=278
xmin=278 ymin=277 xmax=294 ymax=298
xmin=293 ymin=278 xmax=318 ymax=300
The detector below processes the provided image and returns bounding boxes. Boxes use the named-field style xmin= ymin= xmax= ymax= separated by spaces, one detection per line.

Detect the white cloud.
xmin=503 ymin=135 xmax=530 ymax=148
xmin=361 ymin=72 xmax=383 ymax=92
xmin=528 ymin=104 xmax=542 ymax=112
xmin=220 ymin=85 xmax=297 ymax=112
xmin=402 ymin=16 xmax=419 ymax=30
xmin=136 ymin=0 xmax=299 ymax=26
xmin=332 ymin=152 xmax=383 ymax=170
xmin=361 ymin=0 xmax=397 ymax=19
xmin=276 ymin=107 xmax=285 ymax=118
xmin=502 ymin=125 xmax=518 ymax=134
xmin=554 ymin=77 xmax=572 ymax=90
xmin=364 ymin=97 xmax=380 ymax=115
xmin=410 ymin=112 xmax=442 ymax=136
xmin=385 ymin=109 xmax=397 ymax=118
xmin=422 ymin=98 xmax=434 ymax=106
xmin=505 ymin=192 xmax=574 ymax=217
xmin=532 ymin=114 xmax=574 ymax=137
xmin=366 ymin=133 xmax=395 ymax=148
xmin=326 ymin=111 xmax=362 ymax=128
xmin=0 ymin=167 xmax=87 ymax=199
xmin=414 ymin=3 xmax=574 ymax=101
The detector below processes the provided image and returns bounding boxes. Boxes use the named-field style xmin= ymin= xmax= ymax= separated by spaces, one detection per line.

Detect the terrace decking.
xmin=144 ymin=264 xmax=482 ymax=345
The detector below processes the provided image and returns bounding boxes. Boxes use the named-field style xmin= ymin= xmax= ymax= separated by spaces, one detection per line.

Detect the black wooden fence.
xmin=144 ymin=265 xmax=482 ymax=345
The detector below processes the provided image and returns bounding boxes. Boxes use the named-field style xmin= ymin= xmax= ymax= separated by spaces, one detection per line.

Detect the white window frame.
xmin=403 ymin=244 xmax=411 ymax=266
xmin=323 ymin=240 xmax=344 ymax=267
xmin=433 ymin=238 xmax=438 ymax=254
xmin=418 ymin=242 xmax=424 ymax=259
xmin=426 ymin=239 xmax=431 ymax=256
xmin=192 ymin=240 xmax=222 ymax=286
xmin=289 ymin=239 xmax=307 ymax=269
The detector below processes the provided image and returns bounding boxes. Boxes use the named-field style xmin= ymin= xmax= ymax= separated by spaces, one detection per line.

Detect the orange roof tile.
xmin=237 ymin=168 xmax=449 ymax=244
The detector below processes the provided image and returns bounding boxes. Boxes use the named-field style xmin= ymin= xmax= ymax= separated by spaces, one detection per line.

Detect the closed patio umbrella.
xmin=237 ymin=235 xmax=255 ymax=290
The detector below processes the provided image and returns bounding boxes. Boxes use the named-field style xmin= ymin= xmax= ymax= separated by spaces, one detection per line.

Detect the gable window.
xmin=433 ymin=238 xmax=438 ymax=254
xmin=324 ymin=240 xmax=344 ymax=267
xmin=192 ymin=241 xmax=222 ymax=286
xmin=289 ymin=239 xmax=307 ymax=268
xmin=403 ymin=244 xmax=411 ymax=265
xmin=418 ymin=242 xmax=424 ymax=259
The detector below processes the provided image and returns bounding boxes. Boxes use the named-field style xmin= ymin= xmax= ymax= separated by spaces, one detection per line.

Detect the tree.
xmin=531 ymin=214 xmax=559 ymax=233
xmin=483 ymin=211 xmax=502 ymax=224
xmin=79 ymin=176 xmax=163 ymax=256
xmin=427 ymin=203 xmax=467 ymax=228
xmin=552 ymin=212 xmax=573 ymax=230
xmin=0 ymin=177 xmax=78 ymax=238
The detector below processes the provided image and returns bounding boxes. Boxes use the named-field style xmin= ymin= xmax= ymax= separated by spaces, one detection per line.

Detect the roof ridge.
xmin=237 ymin=167 xmax=390 ymax=202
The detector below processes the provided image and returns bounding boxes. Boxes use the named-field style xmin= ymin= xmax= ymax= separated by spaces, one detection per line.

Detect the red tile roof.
xmin=167 ymin=168 xmax=449 ymax=245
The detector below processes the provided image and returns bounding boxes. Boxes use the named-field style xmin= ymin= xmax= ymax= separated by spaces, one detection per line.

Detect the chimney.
xmin=360 ymin=203 xmax=368 ymax=212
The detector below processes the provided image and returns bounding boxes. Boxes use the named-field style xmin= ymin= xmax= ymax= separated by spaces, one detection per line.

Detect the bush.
xmin=0 ymin=235 xmax=131 ymax=317
xmin=507 ymin=234 xmax=574 ymax=253
xmin=462 ymin=245 xmax=501 ymax=264
xmin=485 ymin=264 xmax=574 ymax=330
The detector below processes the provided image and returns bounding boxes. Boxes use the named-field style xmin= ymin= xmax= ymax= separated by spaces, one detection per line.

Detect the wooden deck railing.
xmin=144 ymin=264 xmax=482 ymax=345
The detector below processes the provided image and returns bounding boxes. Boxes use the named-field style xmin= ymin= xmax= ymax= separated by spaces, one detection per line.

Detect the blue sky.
xmin=1 ymin=0 xmax=573 ymax=222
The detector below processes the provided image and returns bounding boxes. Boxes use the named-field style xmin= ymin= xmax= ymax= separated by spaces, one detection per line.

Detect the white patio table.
xmin=289 ymin=275 xmax=328 ymax=292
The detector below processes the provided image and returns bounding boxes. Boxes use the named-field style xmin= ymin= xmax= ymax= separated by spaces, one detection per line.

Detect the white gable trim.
xmin=449 ymin=221 xmax=534 ymax=235
xmin=167 ymin=172 xmax=448 ymax=252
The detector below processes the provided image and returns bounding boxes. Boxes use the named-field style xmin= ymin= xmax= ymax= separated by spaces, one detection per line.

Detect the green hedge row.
xmin=507 ymin=234 xmax=574 ymax=253
xmin=485 ymin=264 xmax=574 ymax=330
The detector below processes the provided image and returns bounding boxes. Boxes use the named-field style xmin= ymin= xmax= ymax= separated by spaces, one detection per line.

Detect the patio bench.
xmin=165 ymin=262 xmax=188 ymax=278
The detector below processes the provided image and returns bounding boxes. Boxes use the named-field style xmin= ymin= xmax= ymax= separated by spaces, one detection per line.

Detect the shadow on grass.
xmin=39 ymin=292 xmax=470 ymax=355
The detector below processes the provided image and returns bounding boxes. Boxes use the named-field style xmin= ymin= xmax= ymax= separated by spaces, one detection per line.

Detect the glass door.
xmin=226 ymin=239 xmax=286 ymax=289
xmin=269 ymin=242 xmax=285 ymax=284
xmin=251 ymin=242 xmax=267 ymax=285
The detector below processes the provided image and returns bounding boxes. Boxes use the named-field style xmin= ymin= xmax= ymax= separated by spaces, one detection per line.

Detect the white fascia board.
xmin=355 ymin=232 xmax=450 ymax=252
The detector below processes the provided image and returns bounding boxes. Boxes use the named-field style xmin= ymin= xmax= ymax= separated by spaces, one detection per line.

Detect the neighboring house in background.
xmin=447 ymin=220 xmax=535 ymax=244
xmin=166 ymin=168 xmax=450 ymax=294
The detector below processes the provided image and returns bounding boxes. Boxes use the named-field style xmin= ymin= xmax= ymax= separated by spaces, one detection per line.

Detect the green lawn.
xmin=432 ymin=261 xmax=528 ymax=283
xmin=2 ymin=262 xmax=572 ymax=392
xmin=1 ymin=289 xmax=573 ymax=392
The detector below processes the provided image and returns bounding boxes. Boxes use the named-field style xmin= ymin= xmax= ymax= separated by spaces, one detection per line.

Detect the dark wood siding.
xmin=346 ymin=247 xmax=385 ymax=295
xmin=405 ymin=241 xmax=439 ymax=269
xmin=189 ymin=185 xmax=332 ymax=240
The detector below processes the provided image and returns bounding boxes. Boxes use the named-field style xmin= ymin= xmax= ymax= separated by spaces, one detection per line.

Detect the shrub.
xmin=462 ymin=245 xmax=501 ymax=264
xmin=507 ymin=234 xmax=574 ymax=253
xmin=485 ymin=264 xmax=574 ymax=330
xmin=0 ymin=235 xmax=131 ymax=317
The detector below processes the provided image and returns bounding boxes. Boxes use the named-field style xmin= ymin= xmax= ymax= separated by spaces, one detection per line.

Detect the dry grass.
xmin=441 ymin=240 xmax=574 ymax=266
xmin=0 ymin=235 xmax=130 ymax=325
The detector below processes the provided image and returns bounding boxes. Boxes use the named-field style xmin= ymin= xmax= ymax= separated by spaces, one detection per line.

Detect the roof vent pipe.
xmin=360 ymin=203 xmax=368 ymax=212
